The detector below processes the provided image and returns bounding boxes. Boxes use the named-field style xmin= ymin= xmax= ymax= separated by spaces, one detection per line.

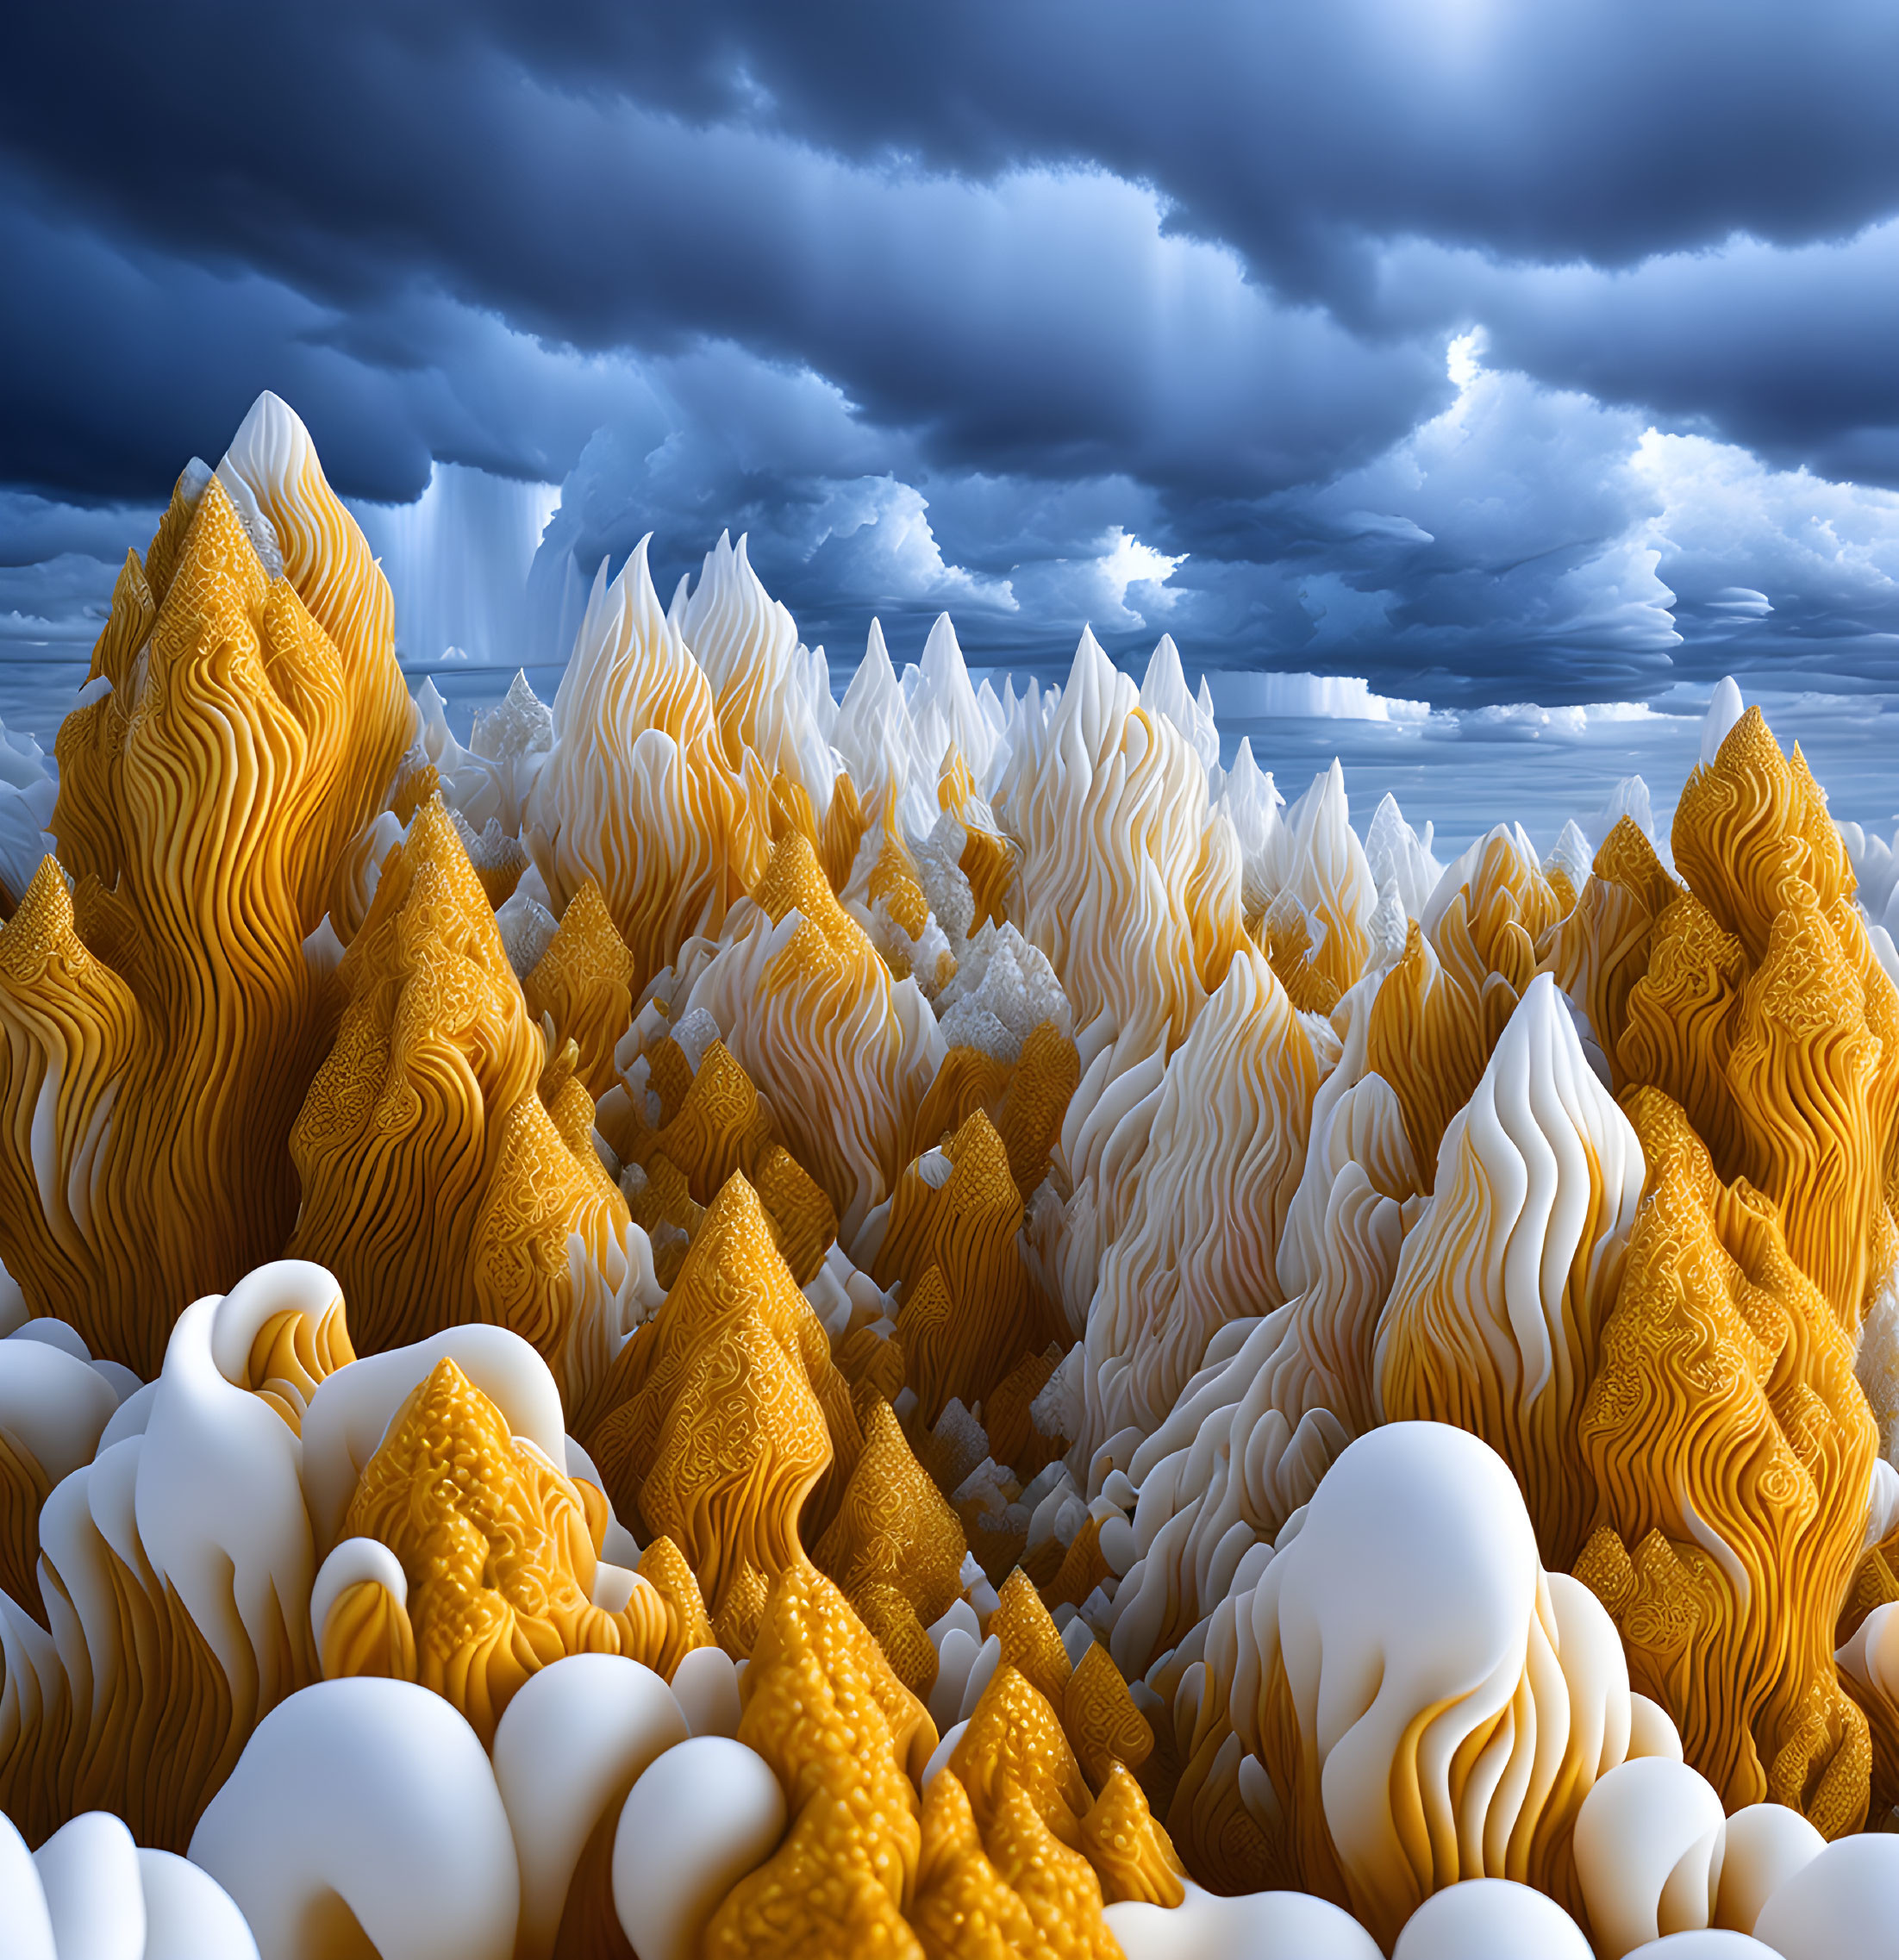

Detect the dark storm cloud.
xmin=450 ymin=3 xmax=1899 ymax=284
xmin=9 ymin=2 xmax=1899 ymax=488
xmin=4 ymin=0 xmax=1899 ymax=709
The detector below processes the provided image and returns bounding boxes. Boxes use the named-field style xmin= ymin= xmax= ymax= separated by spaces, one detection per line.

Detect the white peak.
xmin=1701 ymin=675 xmax=1745 ymax=767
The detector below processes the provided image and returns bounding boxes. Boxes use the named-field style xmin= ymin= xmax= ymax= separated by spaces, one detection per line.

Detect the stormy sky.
xmin=5 ymin=0 xmax=1899 ymax=716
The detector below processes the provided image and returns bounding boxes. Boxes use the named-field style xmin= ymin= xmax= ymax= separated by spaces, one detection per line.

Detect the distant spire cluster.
xmin=1 ymin=391 xmax=1898 ymax=1958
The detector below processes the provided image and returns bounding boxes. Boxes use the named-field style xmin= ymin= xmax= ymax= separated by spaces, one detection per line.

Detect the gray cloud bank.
xmin=3 ymin=0 xmax=1899 ymax=712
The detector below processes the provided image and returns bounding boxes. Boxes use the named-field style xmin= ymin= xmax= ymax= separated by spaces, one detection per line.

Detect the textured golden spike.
xmin=1365 ymin=920 xmax=1484 ymax=1190
xmin=819 ymin=769 xmax=870 ymax=894
xmin=910 ymin=1768 xmax=1046 ymax=1956
xmin=339 ymin=1358 xmax=677 ymax=1746
xmin=876 ymin=1110 xmax=1055 ymax=1425
xmin=1727 ymin=884 xmax=1888 ymax=1333
xmin=640 ymin=1036 xmax=780 ymax=1202
xmin=581 ymin=1175 xmax=861 ymax=1651
xmin=290 ymin=797 xmax=632 ymax=1375
xmin=623 ymin=1026 xmax=840 ymax=1281
xmin=1596 ymin=813 xmax=1683 ymax=919
xmin=520 ymin=877 xmax=636 ymax=1100
xmin=634 ymin=1534 xmax=718 ymax=1679
xmin=141 ymin=462 xmax=208 ymax=608
xmin=3 ymin=477 xmax=397 ymax=1370
xmin=1552 ymin=824 xmax=1679 ymax=1085
xmin=644 ymin=1031 xmax=696 ymax=1127
xmin=753 ymin=1144 xmax=839 ymax=1284
xmin=950 ymin=1666 xmax=1092 ymax=1848
xmin=832 ymin=1324 xmax=907 ymax=1407
xmin=990 ymin=1570 xmax=1074 ymax=1710
xmin=869 ymin=820 xmax=933 ymax=949
xmin=754 ymin=822 xmax=859 ymax=953
xmin=996 ymin=1021 xmax=1082 ymax=1201
xmin=812 ymin=1395 xmax=968 ymax=1699
xmin=703 ymin=1563 xmax=933 ymax=1956
xmin=979 ymin=1782 xmax=1121 ymax=1960
xmin=1674 ymin=706 xmax=1815 ymax=967
xmin=894 ymin=1266 xmax=956 ymax=1426
xmin=1063 ymin=1643 xmax=1154 ymax=1789
xmin=645 ymin=1315 xmax=828 ymax=1657
xmin=1077 ymin=1763 xmax=1186 ymax=1908
xmin=389 ymin=760 xmax=440 ymax=827
xmin=765 ymin=767 xmax=822 ymax=858
xmin=1042 ymin=1519 xmax=1112 ymax=1615
xmin=909 ymin=1044 xmax=1014 ymax=1164
xmin=228 ymin=396 xmax=416 ymax=883
xmin=983 ymin=1347 xmax=1065 ymax=1483
xmin=1432 ymin=830 xmax=1562 ymax=1004
xmin=1616 ymin=891 xmax=1750 ymax=1177
xmin=52 ymin=548 xmax=154 ymax=889
xmin=1577 ymin=1088 xmax=1876 ymax=1834
xmin=623 ymin=1152 xmax=703 ymax=1288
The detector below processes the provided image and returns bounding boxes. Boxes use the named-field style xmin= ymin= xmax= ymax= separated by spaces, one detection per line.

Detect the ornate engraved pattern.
xmin=1576 ymin=1086 xmax=1876 ymax=1834
xmin=338 ymin=1357 xmax=675 ymax=1745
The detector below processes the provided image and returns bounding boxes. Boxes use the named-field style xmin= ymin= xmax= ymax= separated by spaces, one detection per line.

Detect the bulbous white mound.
xmin=1391 ymin=1877 xmax=1592 ymax=1960
xmin=1230 ymin=1420 xmax=1638 ymax=1948
xmin=4 ymin=1807 xmax=259 ymax=1960
xmin=190 ymin=1677 xmax=520 ymax=1960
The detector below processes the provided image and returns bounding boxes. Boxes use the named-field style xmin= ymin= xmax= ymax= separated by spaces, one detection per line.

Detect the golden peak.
xmin=943 ymin=1106 xmax=1020 ymax=1202
xmin=990 ymin=1569 xmax=1072 ymax=1707
xmin=554 ymin=875 xmax=622 ymax=948
xmin=1063 ymin=1640 xmax=1153 ymax=1786
xmin=1594 ymin=817 xmax=1677 ymax=915
xmin=753 ymin=828 xmax=836 ymax=927
xmin=952 ymin=1663 xmax=1092 ymax=1842
xmin=0 ymin=856 xmax=76 ymax=975
xmin=690 ymin=1167 xmax=773 ymax=1247
xmin=174 ymin=476 xmax=272 ymax=612
xmin=1747 ymin=888 xmax=1865 ymax=1036
xmin=1650 ymin=890 xmax=1747 ymax=978
xmin=1715 ymin=702 xmax=1783 ymax=775
xmin=868 ymin=828 xmax=930 ymax=941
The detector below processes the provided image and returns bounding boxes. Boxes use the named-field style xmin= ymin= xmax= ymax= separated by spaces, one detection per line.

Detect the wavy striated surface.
xmin=678 ymin=828 xmax=943 ymax=1244
xmin=9 ymin=399 xmax=1899 ymax=1956
xmin=1227 ymin=1422 xmax=1640 ymax=1946
xmin=1654 ymin=708 xmax=1899 ymax=1333
xmin=1375 ymin=972 xmax=1646 ymax=1571
xmin=288 ymin=798 xmax=633 ymax=1398
xmin=525 ymin=536 xmax=761 ymax=993
xmin=579 ymin=1175 xmax=859 ymax=1655
xmin=3 ymin=431 xmax=408 ymax=1370
xmin=1575 ymin=1087 xmax=1876 ymax=1835
xmin=0 ymin=1264 xmax=345 ymax=1849
xmin=1078 ymin=946 xmax=1318 ymax=1481
xmin=1012 ymin=627 xmax=1213 ymax=1071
